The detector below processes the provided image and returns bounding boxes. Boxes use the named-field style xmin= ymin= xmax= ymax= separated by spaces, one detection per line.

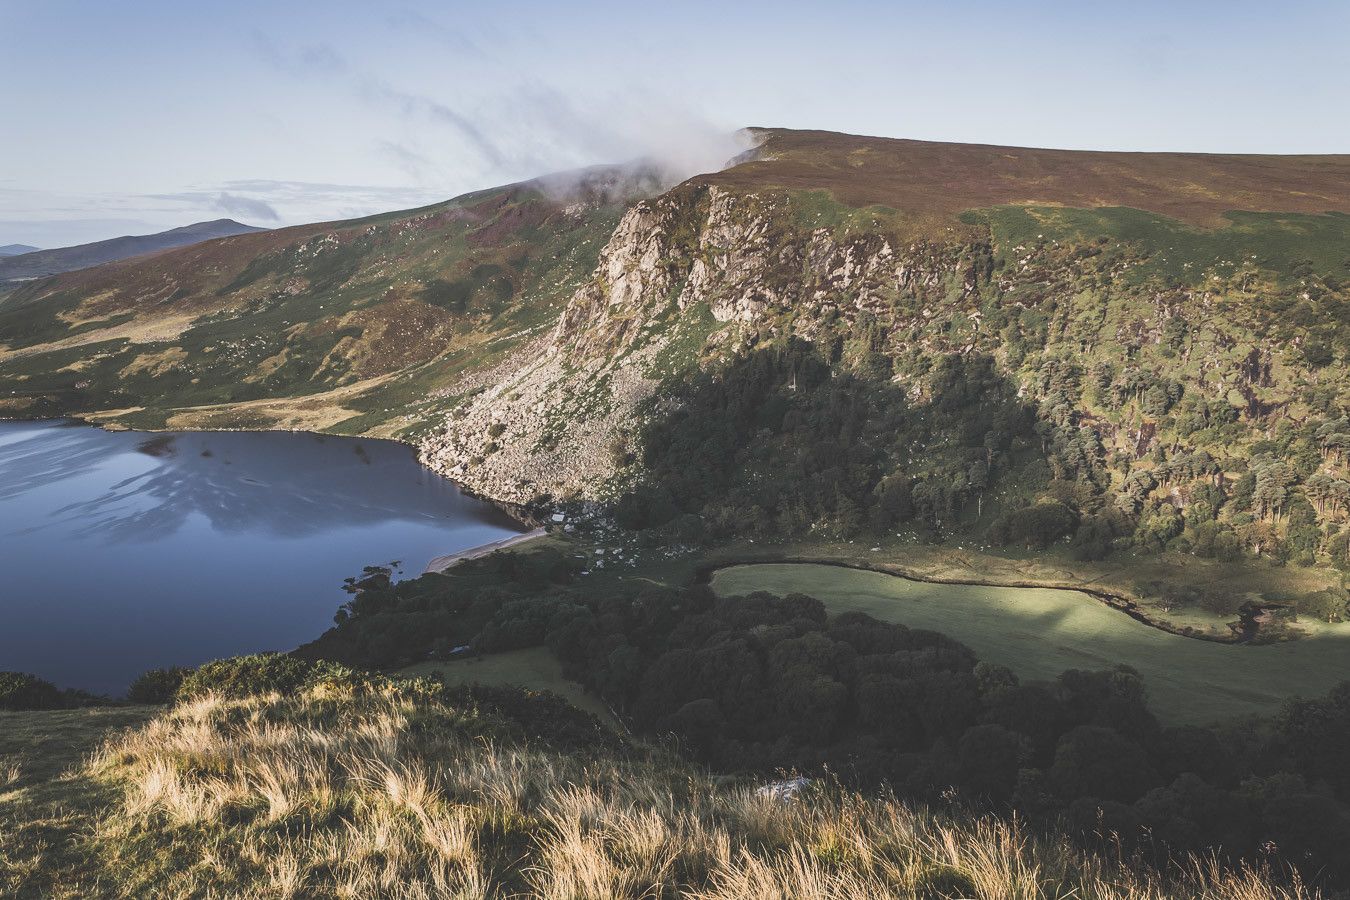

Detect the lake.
xmin=0 ymin=419 xmax=524 ymax=695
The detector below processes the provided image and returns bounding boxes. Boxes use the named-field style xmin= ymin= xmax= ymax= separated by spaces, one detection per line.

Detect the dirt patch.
xmin=119 ymin=346 xmax=189 ymax=379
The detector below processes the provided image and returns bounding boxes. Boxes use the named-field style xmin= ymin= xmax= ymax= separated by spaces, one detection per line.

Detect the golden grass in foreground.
xmin=1 ymin=681 xmax=1321 ymax=899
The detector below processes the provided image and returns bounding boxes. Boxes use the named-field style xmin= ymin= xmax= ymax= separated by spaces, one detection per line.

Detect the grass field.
xmin=684 ymin=536 xmax=1339 ymax=640
xmin=711 ymin=563 xmax=1350 ymax=725
xmin=401 ymin=646 xmax=617 ymax=726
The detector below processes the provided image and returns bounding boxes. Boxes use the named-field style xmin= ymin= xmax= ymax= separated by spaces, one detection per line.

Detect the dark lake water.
xmin=0 ymin=420 xmax=524 ymax=695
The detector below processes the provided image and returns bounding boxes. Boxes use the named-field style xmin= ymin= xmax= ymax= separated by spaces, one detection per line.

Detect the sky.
xmin=2 ymin=0 xmax=1348 ymax=248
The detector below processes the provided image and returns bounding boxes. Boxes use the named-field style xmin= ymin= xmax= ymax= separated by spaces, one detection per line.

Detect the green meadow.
xmin=711 ymin=563 xmax=1350 ymax=725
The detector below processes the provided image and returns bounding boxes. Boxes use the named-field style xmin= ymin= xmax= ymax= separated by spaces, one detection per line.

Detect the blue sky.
xmin=2 ymin=0 xmax=1347 ymax=247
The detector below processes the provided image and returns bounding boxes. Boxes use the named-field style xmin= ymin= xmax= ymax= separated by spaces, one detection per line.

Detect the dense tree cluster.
xmin=296 ymin=552 xmax=583 ymax=668
xmin=615 ymin=340 xmax=1067 ymax=545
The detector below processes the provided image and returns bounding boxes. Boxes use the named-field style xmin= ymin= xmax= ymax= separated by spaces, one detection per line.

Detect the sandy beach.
xmin=423 ymin=527 xmax=548 ymax=574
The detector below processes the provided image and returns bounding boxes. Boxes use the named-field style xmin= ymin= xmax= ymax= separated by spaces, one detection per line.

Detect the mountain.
xmin=11 ymin=129 xmax=1350 ymax=894
xmin=0 ymin=219 xmax=266 ymax=286
xmin=0 ymin=244 xmax=39 ymax=257
xmin=4 ymin=128 xmax=1350 ymax=570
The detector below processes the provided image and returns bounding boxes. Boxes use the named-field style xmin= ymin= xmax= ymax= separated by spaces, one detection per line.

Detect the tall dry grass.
xmin=67 ymin=681 xmax=1318 ymax=899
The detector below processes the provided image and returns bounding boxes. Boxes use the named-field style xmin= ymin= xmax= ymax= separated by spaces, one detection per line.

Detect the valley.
xmin=6 ymin=127 xmax=1350 ymax=896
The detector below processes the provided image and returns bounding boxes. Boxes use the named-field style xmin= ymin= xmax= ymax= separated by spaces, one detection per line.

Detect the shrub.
xmin=989 ymin=502 xmax=1079 ymax=550
xmin=126 ymin=667 xmax=192 ymax=704
xmin=1199 ymin=592 xmax=1243 ymax=616
xmin=1298 ymin=589 xmax=1349 ymax=623
xmin=175 ymin=653 xmax=333 ymax=700
xmin=0 ymin=672 xmax=69 ymax=710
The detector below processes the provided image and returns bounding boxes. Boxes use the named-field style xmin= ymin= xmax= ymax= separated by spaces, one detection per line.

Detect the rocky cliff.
xmin=418 ymin=183 xmax=985 ymax=503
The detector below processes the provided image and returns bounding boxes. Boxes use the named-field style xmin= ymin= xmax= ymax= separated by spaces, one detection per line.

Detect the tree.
xmin=666 ymin=698 xmax=726 ymax=755
xmin=0 ymin=672 xmax=70 ymax=710
xmin=1050 ymin=726 xmax=1157 ymax=803
xmin=776 ymin=674 xmax=849 ymax=745
xmin=1297 ymin=590 xmax=1346 ymax=623
xmin=1135 ymin=773 xmax=1255 ymax=854
xmin=957 ymin=724 xmax=1027 ymax=803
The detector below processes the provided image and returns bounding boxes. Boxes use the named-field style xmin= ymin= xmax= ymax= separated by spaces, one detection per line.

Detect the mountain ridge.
xmin=0 ymin=218 xmax=267 ymax=287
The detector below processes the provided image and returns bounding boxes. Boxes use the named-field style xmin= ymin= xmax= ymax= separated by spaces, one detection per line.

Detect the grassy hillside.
xmin=0 ymin=219 xmax=267 ymax=287
xmin=710 ymin=128 xmax=1350 ymax=233
xmin=401 ymin=646 xmax=618 ymax=726
xmin=0 ymin=178 xmax=630 ymax=437
xmin=5 ymin=126 xmax=1350 ymax=667
xmin=0 ymin=673 xmax=1323 ymax=899
xmin=7 ymin=128 xmax=1350 ymax=896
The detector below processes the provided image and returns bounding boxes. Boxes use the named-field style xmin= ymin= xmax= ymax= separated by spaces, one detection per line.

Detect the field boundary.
xmin=698 ymin=555 xmax=1266 ymax=645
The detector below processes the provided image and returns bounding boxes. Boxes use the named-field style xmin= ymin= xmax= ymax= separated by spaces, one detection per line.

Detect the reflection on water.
xmin=0 ymin=420 xmax=524 ymax=695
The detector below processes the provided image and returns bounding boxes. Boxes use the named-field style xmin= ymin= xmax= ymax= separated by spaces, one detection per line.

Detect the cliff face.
xmin=419 ymin=184 xmax=981 ymax=503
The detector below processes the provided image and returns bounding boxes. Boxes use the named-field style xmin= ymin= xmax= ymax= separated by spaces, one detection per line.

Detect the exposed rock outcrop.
xmin=419 ymin=184 xmax=982 ymax=504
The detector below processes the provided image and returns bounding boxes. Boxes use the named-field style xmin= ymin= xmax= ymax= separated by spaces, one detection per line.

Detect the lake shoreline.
xmin=423 ymin=527 xmax=549 ymax=574
xmin=0 ymin=412 xmax=542 ymax=531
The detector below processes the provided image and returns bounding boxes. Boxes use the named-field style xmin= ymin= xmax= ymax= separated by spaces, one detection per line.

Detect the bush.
xmin=126 ymin=667 xmax=192 ymax=704
xmin=0 ymin=671 xmax=69 ymax=710
xmin=175 ymin=653 xmax=334 ymax=700
xmin=989 ymin=502 xmax=1079 ymax=550
xmin=1199 ymin=592 xmax=1242 ymax=617
xmin=1297 ymin=589 xmax=1349 ymax=623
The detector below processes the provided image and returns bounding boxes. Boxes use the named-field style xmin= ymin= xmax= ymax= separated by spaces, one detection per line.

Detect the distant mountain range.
xmin=0 ymin=219 xmax=265 ymax=286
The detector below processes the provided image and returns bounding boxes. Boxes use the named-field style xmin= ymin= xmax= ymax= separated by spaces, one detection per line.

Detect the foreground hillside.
xmin=0 ymin=670 xmax=1322 ymax=899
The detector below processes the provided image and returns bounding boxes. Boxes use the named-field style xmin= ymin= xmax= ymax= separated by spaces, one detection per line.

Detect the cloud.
xmin=10 ymin=28 xmax=748 ymax=249
xmin=248 ymin=34 xmax=507 ymax=170
xmin=212 ymin=192 xmax=280 ymax=221
xmin=145 ymin=180 xmax=447 ymax=227
xmin=377 ymin=141 xmax=437 ymax=182
xmin=246 ymin=32 xmax=744 ymax=194
xmin=356 ymin=76 xmax=506 ymax=169
xmin=383 ymin=9 xmax=482 ymax=56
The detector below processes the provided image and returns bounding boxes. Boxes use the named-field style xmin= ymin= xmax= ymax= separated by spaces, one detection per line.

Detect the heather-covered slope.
xmin=707 ymin=129 xmax=1350 ymax=231
xmin=0 ymin=170 xmax=647 ymax=436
